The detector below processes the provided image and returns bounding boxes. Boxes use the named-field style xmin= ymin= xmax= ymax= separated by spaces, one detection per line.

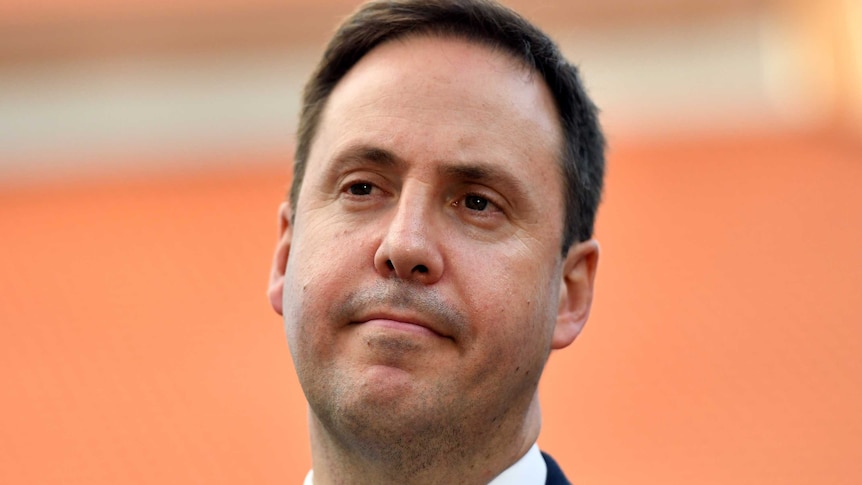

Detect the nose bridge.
xmin=375 ymin=181 xmax=443 ymax=282
xmin=390 ymin=184 xmax=431 ymax=243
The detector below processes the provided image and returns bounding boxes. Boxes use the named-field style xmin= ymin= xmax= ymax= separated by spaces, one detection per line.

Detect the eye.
xmin=347 ymin=182 xmax=374 ymax=196
xmin=454 ymin=193 xmax=502 ymax=217
xmin=464 ymin=195 xmax=489 ymax=211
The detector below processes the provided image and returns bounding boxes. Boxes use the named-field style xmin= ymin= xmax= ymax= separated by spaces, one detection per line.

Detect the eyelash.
xmin=340 ymin=180 xmax=503 ymax=217
xmin=454 ymin=193 xmax=500 ymax=214
xmin=346 ymin=181 xmax=375 ymax=196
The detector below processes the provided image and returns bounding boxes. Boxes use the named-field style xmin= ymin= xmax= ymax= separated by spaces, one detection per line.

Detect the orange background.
xmin=3 ymin=131 xmax=861 ymax=484
xmin=2 ymin=0 xmax=862 ymax=483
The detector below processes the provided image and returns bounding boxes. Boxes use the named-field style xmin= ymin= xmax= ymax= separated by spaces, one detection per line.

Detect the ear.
xmin=267 ymin=202 xmax=293 ymax=316
xmin=552 ymin=239 xmax=599 ymax=350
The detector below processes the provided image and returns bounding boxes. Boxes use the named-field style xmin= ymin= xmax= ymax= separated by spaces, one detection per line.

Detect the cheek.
xmin=282 ymin=222 xmax=377 ymax=342
xmin=459 ymin=247 xmax=559 ymax=347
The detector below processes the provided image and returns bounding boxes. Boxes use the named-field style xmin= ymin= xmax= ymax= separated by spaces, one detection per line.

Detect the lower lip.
xmin=360 ymin=319 xmax=440 ymax=337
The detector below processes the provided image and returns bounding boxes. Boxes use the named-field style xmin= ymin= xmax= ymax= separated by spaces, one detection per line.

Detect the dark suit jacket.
xmin=541 ymin=452 xmax=571 ymax=485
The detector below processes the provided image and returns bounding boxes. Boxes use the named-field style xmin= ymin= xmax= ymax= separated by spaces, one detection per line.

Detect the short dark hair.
xmin=290 ymin=0 xmax=605 ymax=249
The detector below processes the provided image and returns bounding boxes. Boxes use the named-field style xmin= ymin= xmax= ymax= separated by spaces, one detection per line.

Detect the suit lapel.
xmin=541 ymin=451 xmax=572 ymax=485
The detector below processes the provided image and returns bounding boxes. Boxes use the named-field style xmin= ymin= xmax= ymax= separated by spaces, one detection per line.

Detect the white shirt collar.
xmin=303 ymin=443 xmax=546 ymax=485
xmin=488 ymin=443 xmax=547 ymax=485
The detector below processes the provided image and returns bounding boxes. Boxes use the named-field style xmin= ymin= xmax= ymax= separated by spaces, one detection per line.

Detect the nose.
xmin=373 ymin=191 xmax=444 ymax=284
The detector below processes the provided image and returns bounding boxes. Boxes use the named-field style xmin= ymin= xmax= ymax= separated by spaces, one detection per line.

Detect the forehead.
xmin=306 ymin=34 xmax=565 ymax=214
xmin=324 ymin=34 xmax=561 ymax=140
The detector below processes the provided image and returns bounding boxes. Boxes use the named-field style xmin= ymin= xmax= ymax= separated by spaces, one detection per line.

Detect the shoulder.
xmin=541 ymin=451 xmax=572 ymax=485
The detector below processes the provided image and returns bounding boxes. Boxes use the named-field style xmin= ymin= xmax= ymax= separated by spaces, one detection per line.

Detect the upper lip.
xmin=352 ymin=311 xmax=451 ymax=339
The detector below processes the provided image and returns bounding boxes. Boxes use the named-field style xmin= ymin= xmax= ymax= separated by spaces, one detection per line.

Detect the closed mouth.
xmin=352 ymin=314 xmax=450 ymax=339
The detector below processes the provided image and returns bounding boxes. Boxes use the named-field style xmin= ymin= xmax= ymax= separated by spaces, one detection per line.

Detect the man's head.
xmin=290 ymin=0 xmax=604 ymax=252
xmin=269 ymin=1 xmax=604 ymax=482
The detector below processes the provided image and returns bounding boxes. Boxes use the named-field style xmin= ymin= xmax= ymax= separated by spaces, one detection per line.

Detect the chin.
xmin=312 ymin=368 xmax=451 ymax=436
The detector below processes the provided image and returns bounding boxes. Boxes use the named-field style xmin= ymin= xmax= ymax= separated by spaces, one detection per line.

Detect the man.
xmin=267 ymin=0 xmax=605 ymax=483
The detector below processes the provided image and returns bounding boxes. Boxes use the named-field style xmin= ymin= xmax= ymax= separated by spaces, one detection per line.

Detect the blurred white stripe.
xmin=0 ymin=49 xmax=313 ymax=181
xmin=0 ymin=10 xmax=830 ymax=183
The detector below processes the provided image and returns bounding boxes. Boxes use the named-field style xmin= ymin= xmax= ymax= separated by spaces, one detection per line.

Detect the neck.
xmin=308 ymin=393 xmax=542 ymax=485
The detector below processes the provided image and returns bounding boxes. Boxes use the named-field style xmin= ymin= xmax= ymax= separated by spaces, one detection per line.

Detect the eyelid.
xmin=340 ymin=179 xmax=377 ymax=195
xmin=337 ymin=170 xmax=396 ymax=202
xmin=458 ymin=190 xmax=505 ymax=215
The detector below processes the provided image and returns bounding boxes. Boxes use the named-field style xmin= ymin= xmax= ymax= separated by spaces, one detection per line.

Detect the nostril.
xmin=386 ymin=260 xmax=395 ymax=271
xmin=413 ymin=264 xmax=428 ymax=274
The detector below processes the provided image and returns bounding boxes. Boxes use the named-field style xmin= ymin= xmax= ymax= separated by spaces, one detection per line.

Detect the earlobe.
xmin=552 ymin=239 xmax=599 ymax=350
xmin=268 ymin=202 xmax=293 ymax=316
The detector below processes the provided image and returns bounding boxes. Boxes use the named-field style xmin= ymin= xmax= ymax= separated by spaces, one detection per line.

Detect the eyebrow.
xmin=327 ymin=143 xmax=534 ymax=212
xmin=331 ymin=144 xmax=403 ymax=171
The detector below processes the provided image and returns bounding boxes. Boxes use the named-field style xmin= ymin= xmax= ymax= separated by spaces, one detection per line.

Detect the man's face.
xmin=270 ymin=35 xmax=595 ymax=447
